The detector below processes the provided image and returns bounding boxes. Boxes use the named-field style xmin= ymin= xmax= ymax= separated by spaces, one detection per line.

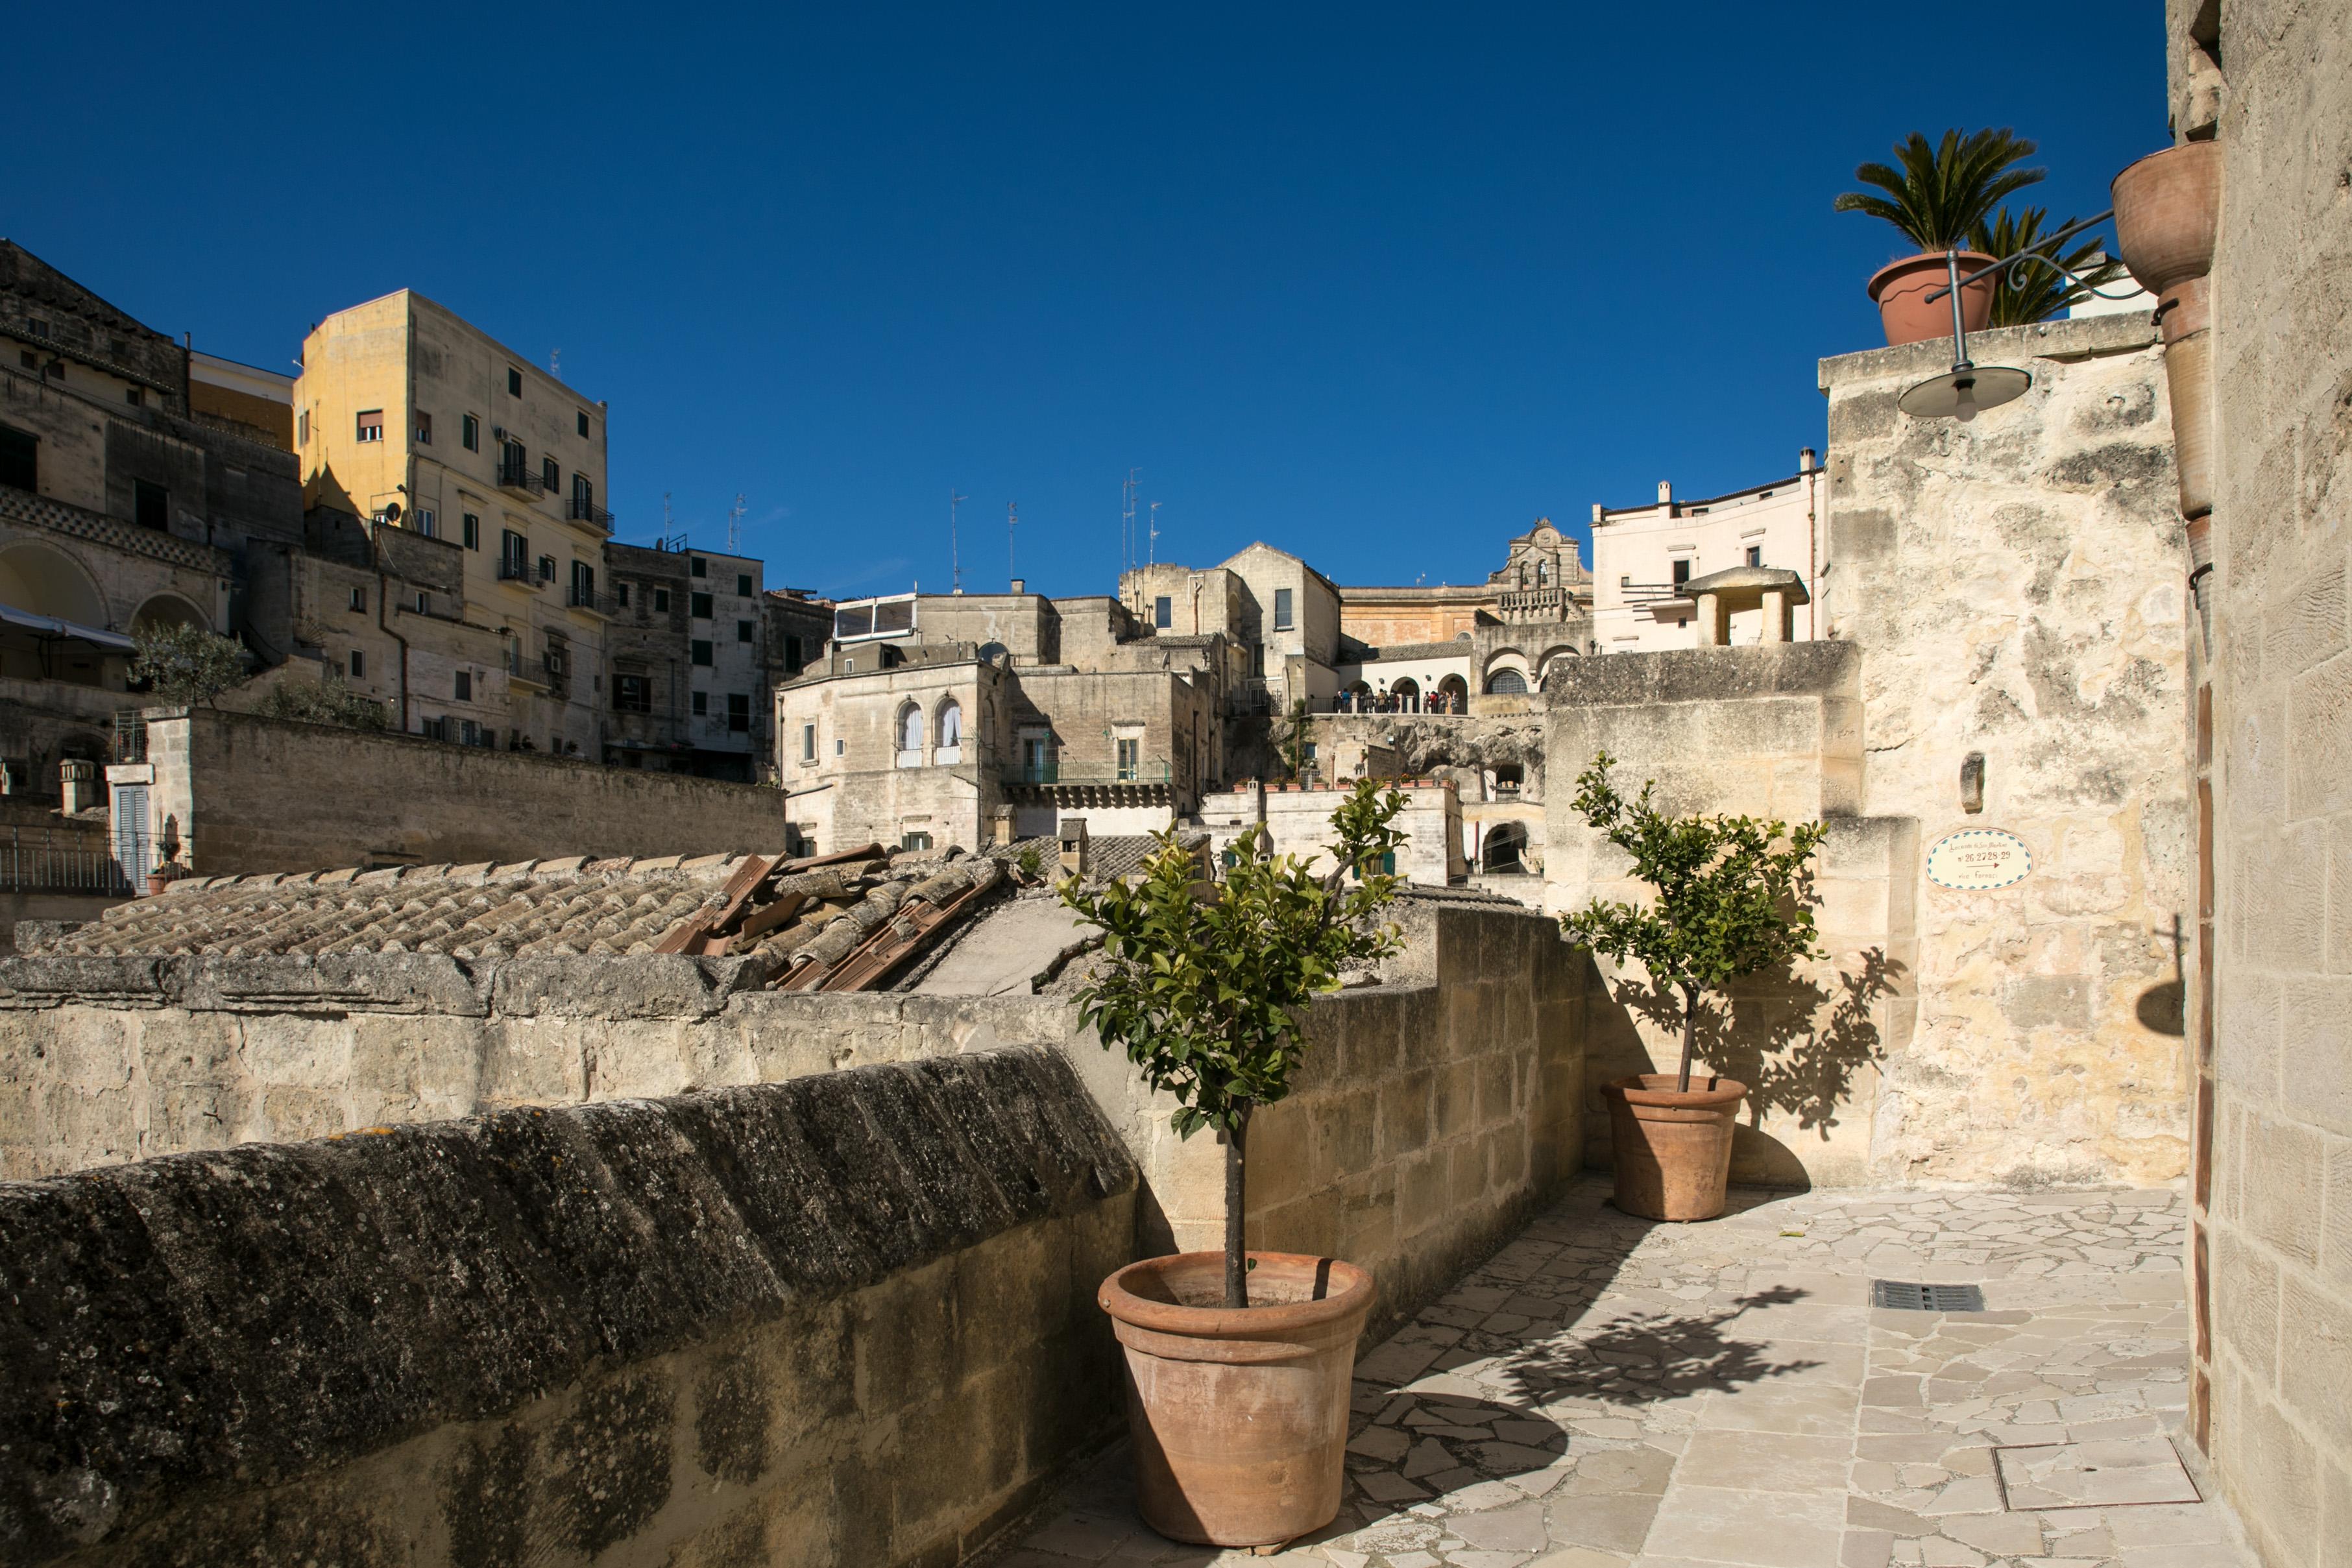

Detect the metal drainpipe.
xmin=374 ymin=527 xmax=410 ymax=732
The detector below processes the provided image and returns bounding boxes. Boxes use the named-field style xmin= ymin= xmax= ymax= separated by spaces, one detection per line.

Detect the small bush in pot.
xmin=1557 ymin=753 xmax=1826 ymax=1221
xmin=1834 ymin=127 xmax=2045 ymax=345
xmin=1058 ymin=778 xmax=1406 ymax=1547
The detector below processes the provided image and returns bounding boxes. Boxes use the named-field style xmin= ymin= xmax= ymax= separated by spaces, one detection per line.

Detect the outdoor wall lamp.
xmin=1897 ymin=212 xmax=2144 ymax=420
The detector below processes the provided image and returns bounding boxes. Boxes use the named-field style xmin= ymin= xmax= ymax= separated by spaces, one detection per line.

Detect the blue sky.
xmin=12 ymin=3 xmax=2166 ymax=599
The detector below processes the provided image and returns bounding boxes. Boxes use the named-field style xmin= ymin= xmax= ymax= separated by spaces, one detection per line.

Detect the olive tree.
xmin=128 ymin=623 xmax=249 ymax=708
xmin=1060 ymin=778 xmax=1408 ymax=1307
xmin=1558 ymin=753 xmax=1828 ymax=1092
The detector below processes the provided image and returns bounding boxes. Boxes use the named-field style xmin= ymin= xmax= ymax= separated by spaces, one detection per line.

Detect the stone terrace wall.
xmin=1542 ymin=643 xmax=1919 ymax=1188
xmin=1819 ymin=314 xmax=2192 ymax=1188
xmin=141 ymin=707 xmax=789 ymax=876
xmin=0 ymin=1050 xmax=1137 ymax=1568
xmin=2183 ymin=0 xmax=2352 ymax=1556
xmin=0 ymin=901 xmax=1585 ymax=1344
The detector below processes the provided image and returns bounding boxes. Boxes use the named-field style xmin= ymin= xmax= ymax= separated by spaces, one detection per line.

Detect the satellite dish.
xmin=381 ymin=501 xmax=402 ymax=522
xmin=1898 ymin=365 xmax=2031 ymax=421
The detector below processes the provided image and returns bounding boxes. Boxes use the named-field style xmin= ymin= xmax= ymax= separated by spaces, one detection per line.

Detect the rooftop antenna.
xmin=1121 ymin=469 xmax=1139 ymax=574
xmin=1008 ymin=501 xmax=1019 ymax=590
xmin=949 ymin=489 xmax=969 ymax=594
xmin=549 ymin=348 xmax=561 ymax=378
xmin=1148 ymin=500 xmax=1161 ymax=566
xmin=727 ymin=492 xmax=746 ymax=555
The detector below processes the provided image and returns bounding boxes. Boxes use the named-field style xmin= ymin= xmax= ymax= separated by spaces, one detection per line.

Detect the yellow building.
xmin=294 ymin=292 xmax=612 ymax=753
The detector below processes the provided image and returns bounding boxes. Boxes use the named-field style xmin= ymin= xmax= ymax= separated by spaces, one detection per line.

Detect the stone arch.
xmin=1536 ymin=644 xmax=1579 ymax=690
xmin=1482 ymin=648 xmax=1530 ymax=696
xmin=0 ymin=540 xmax=108 ymax=626
xmin=132 ymin=593 xmax=212 ymax=634
xmin=895 ymin=700 xmax=923 ymax=759
xmin=935 ymin=695 xmax=963 ymax=749
xmin=1481 ymin=821 xmax=1529 ymax=872
xmin=1434 ymin=673 xmax=1469 ymax=713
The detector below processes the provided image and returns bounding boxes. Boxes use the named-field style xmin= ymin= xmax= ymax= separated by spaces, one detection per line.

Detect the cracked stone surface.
xmin=989 ymin=1176 xmax=2256 ymax=1568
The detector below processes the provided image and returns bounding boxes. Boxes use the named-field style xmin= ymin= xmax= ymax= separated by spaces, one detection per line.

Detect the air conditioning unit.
xmin=492 ymin=426 xmax=509 ymax=442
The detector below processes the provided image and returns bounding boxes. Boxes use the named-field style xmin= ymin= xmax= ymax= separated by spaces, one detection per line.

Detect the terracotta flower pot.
xmin=1099 ymin=1250 xmax=1375 ymax=1547
xmin=1603 ymin=1073 xmax=1747 ymax=1222
xmin=2112 ymin=141 xmax=2224 ymax=519
xmin=2111 ymin=141 xmax=2222 ymax=298
xmin=1865 ymin=251 xmax=1998 ymax=347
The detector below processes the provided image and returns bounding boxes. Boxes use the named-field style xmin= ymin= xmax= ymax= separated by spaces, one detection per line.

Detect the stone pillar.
xmin=1695 ymin=592 xmax=1725 ymax=647
xmin=1762 ymin=589 xmax=1789 ymax=642
xmin=59 ymin=759 xmax=97 ymax=814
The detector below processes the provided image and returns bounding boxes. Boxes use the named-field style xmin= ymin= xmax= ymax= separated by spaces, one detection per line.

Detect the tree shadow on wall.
xmin=1603 ymin=947 xmax=1905 ymax=1184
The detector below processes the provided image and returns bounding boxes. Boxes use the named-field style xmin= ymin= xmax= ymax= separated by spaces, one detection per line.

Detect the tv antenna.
xmin=949 ymin=488 xmax=969 ymax=594
xmin=1121 ymin=468 xmax=1139 ymax=573
xmin=727 ymin=492 xmax=746 ymax=555
xmin=548 ymin=348 xmax=561 ymax=378
xmin=1008 ymin=501 xmax=1019 ymax=589
xmin=1148 ymin=500 xmax=1161 ymax=566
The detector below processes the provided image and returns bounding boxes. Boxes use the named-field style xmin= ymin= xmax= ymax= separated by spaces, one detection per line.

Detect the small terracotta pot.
xmin=2111 ymin=141 xmax=2222 ymax=298
xmin=144 ymin=873 xmax=173 ymax=897
xmin=1099 ymin=1251 xmax=1375 ymax=1547
xmin=1865 ymin=251 xmax=1998 ymax=346
xmin=1603 ymin=1073 xmax=1747 ymax=1222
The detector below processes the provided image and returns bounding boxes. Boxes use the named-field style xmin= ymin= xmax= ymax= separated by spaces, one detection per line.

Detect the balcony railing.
xmin=498 ymin=557 xmax=539 ymax=585
xmin=0 ymin=833 xmax=134 ymax=895
xmin=566 ymin=497 xmax=614 ymax=529
xmin=1002 ymin=759 xmax=1172 ymax=788
xmin=566 ymin=585 xmax=614 ymax=614
xmin=496 ymin=459 xmax=546 ymax=495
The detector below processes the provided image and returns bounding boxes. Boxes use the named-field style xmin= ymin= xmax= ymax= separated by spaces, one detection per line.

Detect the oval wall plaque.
xmin=1926 ymin=828 xmax=2031 ymax=891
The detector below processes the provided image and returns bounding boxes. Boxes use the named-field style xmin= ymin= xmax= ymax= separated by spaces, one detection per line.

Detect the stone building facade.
xmin=0 ymin=241 xmax=304 ymax=797
xmin=295 ymin=291 xmax=612 ymax=755
xmin=1588 ymin=455 xmax=1823 ymax=652
xmin=2164 ymin=0 xmax=2352 ymax=1557
xmin=600 ymin=542 xmax=773 ymax=778
xmin=776 ymin=590 xmax=1225 ymax=856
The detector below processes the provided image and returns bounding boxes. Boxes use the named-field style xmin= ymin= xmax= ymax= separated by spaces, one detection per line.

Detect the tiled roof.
xmin=36 ymin=854 xmax=759 ymax=959
xmin=32 ymin=846 xmax=1025 ymax=993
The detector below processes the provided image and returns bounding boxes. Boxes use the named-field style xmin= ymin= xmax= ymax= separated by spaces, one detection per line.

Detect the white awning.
xmin=0 ymin=603 xmax=137 ymax=651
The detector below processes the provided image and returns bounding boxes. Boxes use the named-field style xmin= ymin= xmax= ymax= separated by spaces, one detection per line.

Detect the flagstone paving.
xmin=991 ymin=1176 xmax=2257 ymax=1568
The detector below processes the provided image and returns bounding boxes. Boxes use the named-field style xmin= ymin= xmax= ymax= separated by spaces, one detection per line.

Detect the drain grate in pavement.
xmin=1871 ymin=1280 xmax=1985 ymax=1311
xmin=1994 ymin=1437 xmax=2201 ymax=1510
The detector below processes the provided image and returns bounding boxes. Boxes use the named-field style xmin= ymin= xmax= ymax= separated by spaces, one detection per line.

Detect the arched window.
xmin=1535 ymin=562 xmax=1548 ymax=588
xmin=936 ymin=699 xmax=962 ymax=761
xmin=1392 ymin=677 xmax=1420 ymax=714
xmin=1485 ymin=668 xmax=1527 ymax=695
xmin=895 ymin=703 xmax=923 ymax=764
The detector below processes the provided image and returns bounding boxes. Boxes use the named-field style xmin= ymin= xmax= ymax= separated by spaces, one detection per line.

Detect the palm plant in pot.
xmin=1835 ymin=127 xmax=2045 ymax=346
xmin=1969 ymin=206 xmax=2128 ymax=326
xmin=1060 ymin=779 xmax=1407 ymax=1548
xmin=1557 ymin=754 xmax=1826 ymax=1222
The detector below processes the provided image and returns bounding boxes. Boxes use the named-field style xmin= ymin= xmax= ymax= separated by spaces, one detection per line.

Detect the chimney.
xmin=1590 ymin=502 xmax=1604 ymax=525
xmin=1800 ymin=446 xmax=1817 ymax=472
xmin=1010 ymin=577 xmax=1026 ymax=596
xmin=1657 ymin=480 xmax=1676 ymax=518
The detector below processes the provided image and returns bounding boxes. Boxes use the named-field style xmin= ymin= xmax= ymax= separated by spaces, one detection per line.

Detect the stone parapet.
xmin=0 ymin=1048 xmax=1135 ymax=1567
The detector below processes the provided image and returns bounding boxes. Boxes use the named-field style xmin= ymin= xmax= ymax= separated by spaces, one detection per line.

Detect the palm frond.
xmin=1968 ymin=206 xmax=2131 ymax=327
xmin=1834 ymin=128 xmax=2045 ymax=251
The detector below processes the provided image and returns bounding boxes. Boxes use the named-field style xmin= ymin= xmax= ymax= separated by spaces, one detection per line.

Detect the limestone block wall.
xmin=0 ymin=902 xmax=1585 ymax=1346
xmin=141 ymin=707 xmax=790 ymax=875
xmin=2181 ymin=0 xmax=2352 ymax=1556
xmin=1541 ymin=643 xmax=1916 ymax=1187
xmin=0 ymin=1050 xmax=1137 ymax=1568
xmin=1819 ymin=316 xmax=2192 ymax=1188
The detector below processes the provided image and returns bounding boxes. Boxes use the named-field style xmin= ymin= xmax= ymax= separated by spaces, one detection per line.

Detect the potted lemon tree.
xmin=1061 ymin=779 xmax=1406 ymax=1548
xmin=1558 ymin=754 xmax=1826 ymax=1222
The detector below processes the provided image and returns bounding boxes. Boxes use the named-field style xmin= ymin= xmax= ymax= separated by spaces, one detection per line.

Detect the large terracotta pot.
xmin=1603 ymin=1073 xmax=1747 ymax=1222
xmin=1099 ymin=1250 xmax=1374 ymax=1547
xmin=1865 ymin=251 xmax=1998 ymax=346
xmin=2112 ymin=142 xmax=2224 ymax=520
xmin=2111 ymin=141 xmax=2222 ymax=298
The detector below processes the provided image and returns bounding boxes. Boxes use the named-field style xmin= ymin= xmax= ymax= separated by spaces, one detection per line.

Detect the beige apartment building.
xmin=1588 ymin=453 xmax=1822 ymax=651
xmin=294 ymin=292 xmax=612 ymax=753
